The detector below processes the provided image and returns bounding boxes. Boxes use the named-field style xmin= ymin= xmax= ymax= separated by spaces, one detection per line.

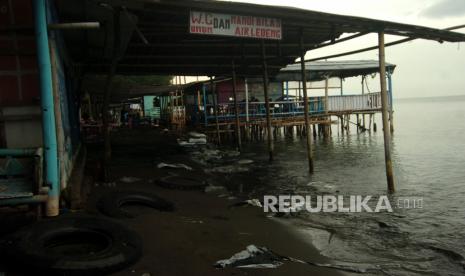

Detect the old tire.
xmin=0 ymin=216 xmax=142 ymax=275
xmin=156 ymin=175 xmax=207 ymax=190
xmin=97 ymin=190 xmax=175 ymax=218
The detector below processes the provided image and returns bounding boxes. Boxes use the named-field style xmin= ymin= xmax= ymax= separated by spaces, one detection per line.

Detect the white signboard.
xmin=189 ymin=11 xmax=282 ymax=40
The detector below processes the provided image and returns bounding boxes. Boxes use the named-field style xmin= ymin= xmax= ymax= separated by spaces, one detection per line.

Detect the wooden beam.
xmin=261 ymin=40 xmax=274 ymax=161
xmin=123 ymin=54 xmax=298 ymax=59
xmin=211 ymin=77 xmax=221 ymax=145
xmin=304 ymin=24 xmax=465 ymax=63
xmin=83 ymin=63 xmax=284 ymax=69
xmin=128 ymin=42 xmax=316 ymax=48
xmin=300 ymin=29 xmax=314 ymax=173
xmin=378 ymin=32 xmax=395 ymax=193
xmin=311 ymin=31 xmax=369 ymax=50
xmin=231 ymin=60 xmax=242 ymax=151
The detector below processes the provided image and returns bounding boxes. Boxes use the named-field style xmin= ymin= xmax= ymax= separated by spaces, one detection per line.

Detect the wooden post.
xmin=102 ymin=61 xmax=117 ymax=179
xmin=231 ymin=60 xmax=242 ymax=151
xmin=261 ymin=41 xmax=274 ymax=161
xmin=49 ymin=40 xmax=66 ymax=191
xmin=324 ymin=77 xmax=329 ymax=137
xmin=202 ymin=84 xmax=208 ymax=126
xmin=346 ymin=115 xmax=350 ymax=133
xmin=102 ymin=9 xmax=121 ymax=176
xmin=362 ymin=76 xmax=366 ymax=130
xmin=245 ymin=78 xmax=250 ymax=140
xmin=378 ymin=32 xmax=395 ymax=193
xmin=299 ymin=31 xmax=314 ymax=173
xmin=388 ymin=70 xmax=394 ymax=133
xmin=211 ymin=77 xmax=221 ymax=145
xmin=340 ymin=78 xmax=343 ymax=96
xmin=369 ymin=114 xmax=373 ymax=132
xmin=340 ymin=116 xmax=344 ymax=135
xmin=373 ymin=114 xmax=377 ymax=132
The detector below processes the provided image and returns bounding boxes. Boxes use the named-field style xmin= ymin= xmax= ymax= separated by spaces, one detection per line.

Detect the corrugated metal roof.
xmin=282 ymin=60 xmax=395 ymax=72
xmin=277 ymin=60 xmax=396 ymax=81
xmin=58 ymin=0 xmax=465 ymax=77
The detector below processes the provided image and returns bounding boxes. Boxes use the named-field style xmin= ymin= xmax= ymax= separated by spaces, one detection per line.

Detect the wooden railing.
xmin=201 ymin=92 xmax=387 ymax=123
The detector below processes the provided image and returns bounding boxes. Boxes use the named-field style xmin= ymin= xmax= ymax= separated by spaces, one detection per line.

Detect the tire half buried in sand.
xmin=157 ymin=175 xmax=207 ymax=190
xmin=97 ymin=190 xmax=175 ymax=218
xmin=0 ymin=216 xmax=142 ymax=275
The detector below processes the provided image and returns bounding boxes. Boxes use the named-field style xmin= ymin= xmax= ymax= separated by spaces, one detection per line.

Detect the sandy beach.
xmin=82 ymin=128 xmax=346 ymax=276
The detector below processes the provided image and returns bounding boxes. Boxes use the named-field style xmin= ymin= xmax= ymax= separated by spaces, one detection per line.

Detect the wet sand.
xmin=84 ymin=128 xmax=346 ymax=276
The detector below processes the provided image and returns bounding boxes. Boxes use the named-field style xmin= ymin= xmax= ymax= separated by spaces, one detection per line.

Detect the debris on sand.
xmin=205 ymin=165 xmax=249 ymax=174
xmin=188 ymin=137 xmax=207 ymax=144
xmin=120 ymin=177 xmax=141 ymax=183
xmin=246 ymin=199 xmax=263 ymax=208
xmin=157 ymin=162 xmax=193 ymax=171
xmin=237 ymin=159 xmax=254 ymax=165
xmin=214 ymin=245 xmax=374 ymax=273
xmin=188 ymin=132 xmax=207 ymax=139
xmin=224 ymin=150 xmax=240 ymax=158
xmin=177 ymin=137 xmax=207 ymax=147
xmin=204 ymin=185 xmax=227 ymax=194
xmin=214 ymin=245 xmax=284 ymax=269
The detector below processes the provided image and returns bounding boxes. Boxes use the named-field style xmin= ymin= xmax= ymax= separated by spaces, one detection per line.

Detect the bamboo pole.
xmin=388 ymin=70 xmax=394 ymax=133
xmin=48 ymin=22 xmax=100 ymax=30
xmin=340 ymin=78 xmax=343 ymax=96
xmin=202 ymin=84 xmax=208 ymax=126
xmin=245 ymin=79 xmax=250 ymax=123
xmin=340 ymin=116 xmax=344 ymax=135
xmin=301 ymin=24 xmax=465 ymax=63
xmin=362 ymin=76 xmax=366 ymax=129
xmin=324 ymin=77 xmax=330 ymax=137
xmin=231 ymin=60 xmax=242 ymax=151
xmin=49 ymin=40 xmax=66 ymax=191
xmin=245 ymin=78 xmax=250 ymax=140
xmin=299 ymin=31 xmax=314 ymax=173
xmin=211 ymin=77 xmax=221 ymax=145
xmin=102 ymin=61 xmax=117 ymax=177
xmin=261 ymin=41 xmax=274 ymax=161
xmin=378 ymin=32 xmax=395 ymax=193
xmin=102 ymin=9 xmax=122 ymax=178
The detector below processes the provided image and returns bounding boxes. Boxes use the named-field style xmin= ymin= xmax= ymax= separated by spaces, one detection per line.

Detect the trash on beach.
xmin=205 ymin=165 xmax=249 ymax=174
xmin=288 ymin=257 xmax=373 ymax=273
xmin=157 ymin=162 xmax=193 ymax=171
xmin=95 ymin=182 xmax=117 ymax=187
xmin=177 ymin=140 xmax=195 ymax=147
xmin=229 ymin=199 xmax=262 ymax=209
xmin=215 ymin=244 xmax=374 ymax=273
xmin=190 ymin=149 xmax=222 ymax=165
xmin=204 ymin=185 xmax=227 ymax=193
xmin=177 ymin=137 xmax=207 ymax=147
xmin=188 ymin=131 xmax=207 ymax=139
xmin=120 ymin=177 xmax=140 ymax=183
xmin=214 ymin=245 xmax=284 ymax=269
xmin=182 ymin=217 xmax=204 ymax=224
xmin=188 ymin=137 xmax=207 ymax=144
xmin=237 ymin=159 xmax=254 ymax=165
xmin=201 ymin=149 xmax=221 ymax=157
xmin=246 ymin=199 xmax=263 ymax=208
xmin=224 ymin=150 xmax=240 ymax=158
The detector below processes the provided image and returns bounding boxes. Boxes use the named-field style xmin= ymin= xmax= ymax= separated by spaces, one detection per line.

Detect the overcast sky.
xmin=222 ymin=0 xmax=465 ymax=98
